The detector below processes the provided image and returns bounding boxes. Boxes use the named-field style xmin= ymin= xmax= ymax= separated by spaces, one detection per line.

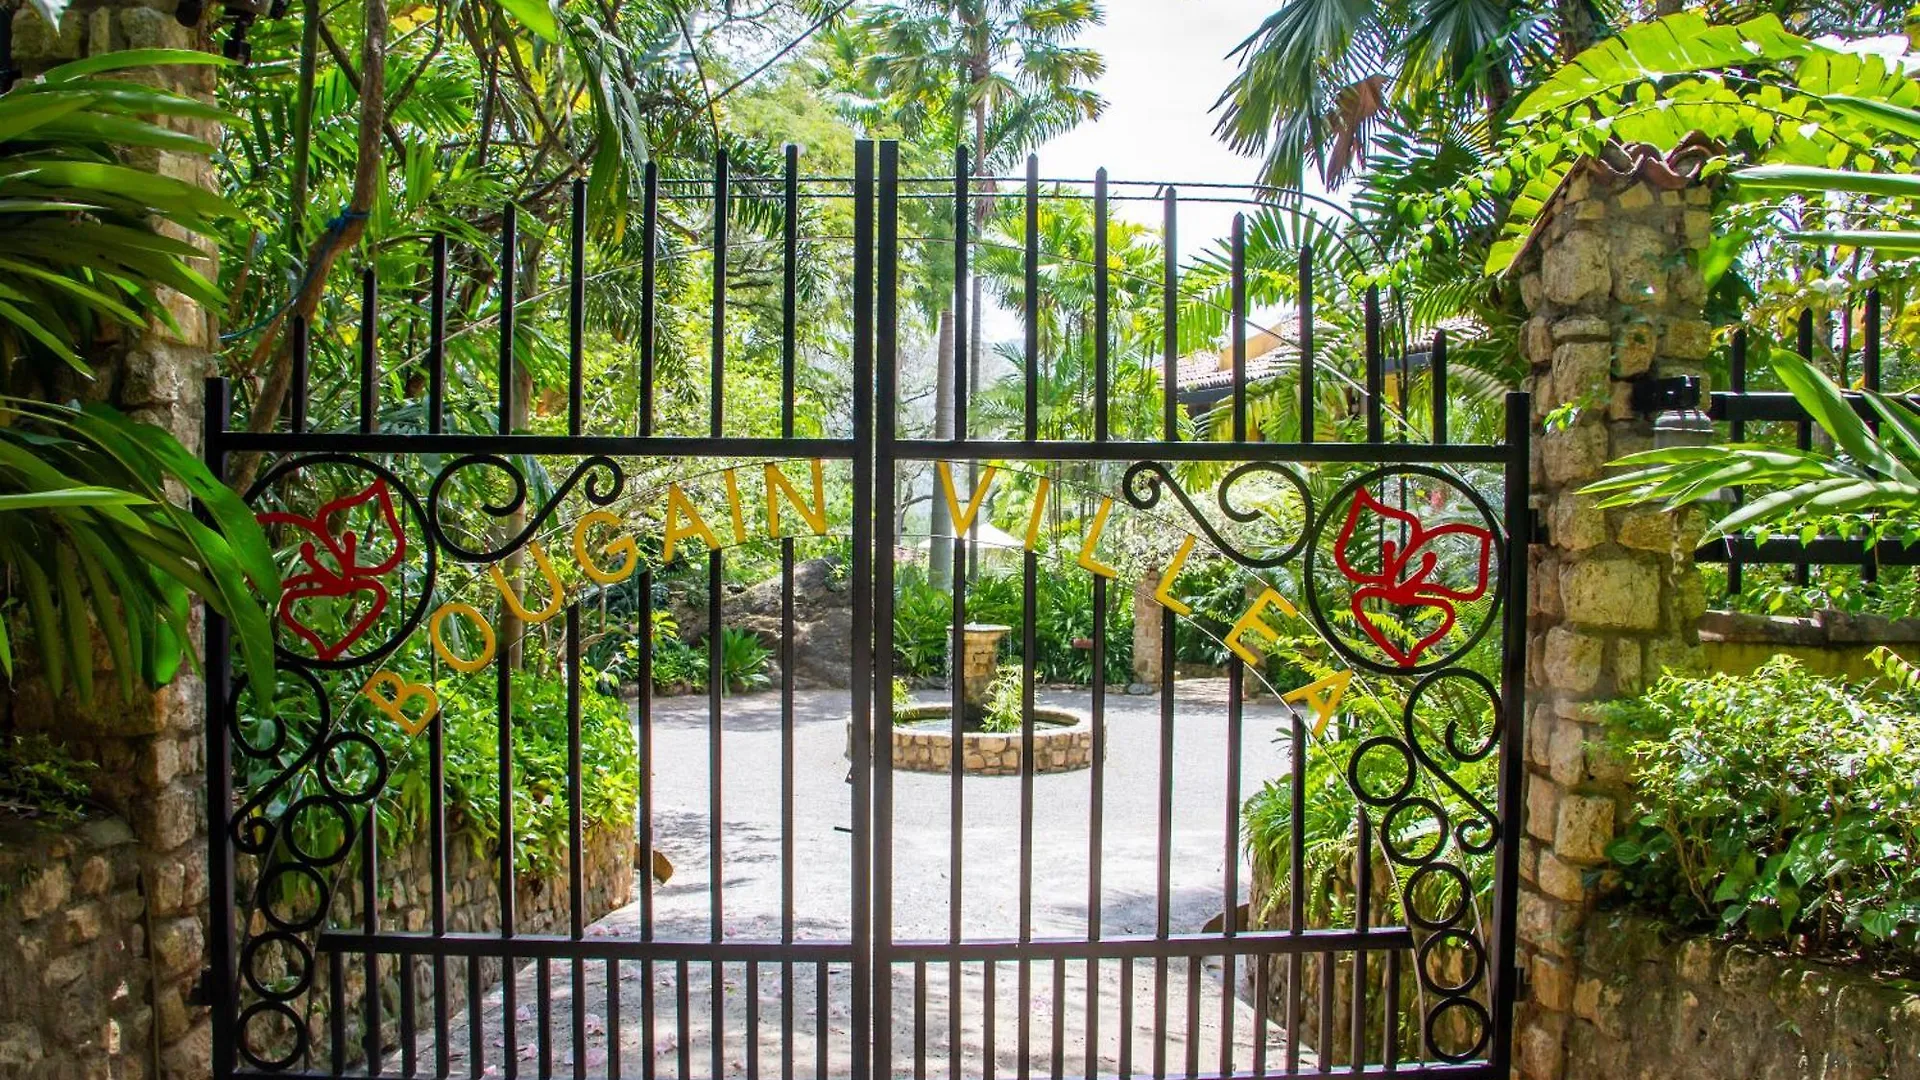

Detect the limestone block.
xmin=1614 ymin=508 xmax=1672 ymax=553
xmin=1560 ymin=558 xmax=1661 ymax=631
xmin=1543 ymin=230 xmax=1610 ymax=306
xmin=16 ymin=865 xmax=72 ymax=921
xmin=1554 ymin=794 xmax=1615 ymax=865
xmin=1519 ymin=888 xmax=1578 ymax=957
xmin=1524 ymin=317 xmax=1554 ymax=365
xmin=1608 ymin=637 xmax=1643 ymax=697
xmin=1547 ymin=718 xmax=1589 ymax=787
xmin=12 ymin=6 xmax=83 ymax=61
xmin=1542 ymin=422 xmax=1609 ymax=486
xmin=1536 ymin=848 xmax=1587 ymax=903
xmin=1552 ymin=315 xmax=1610 ymax=342
xmin=1542 ymin=625 xmax=1602 ymax=693
xmin=1610 ymin=223 xmax=1669 ymax=305
xmin=1661 ymin=318 xmax=1713 ymax=361
xmin=1549 ymin=492 xmax=1606 ymax=552
xmin=1615 ymin=183 xmax=1654 ymax=212
xmin=1525 ymin=774 xmax=1561 ymax=843
xmin=148 ymin=917 xmax=202 ymax=978
xmin=1615 ymin=323 xmax=1655 ymax=377
xmin=1530 ymin=551 xmax=1562 ymax=619
xmin=1531 ymin=954 xmax=1574 ymax=1012
xmin=1551 ymin=342 xmax=1612 ymax=401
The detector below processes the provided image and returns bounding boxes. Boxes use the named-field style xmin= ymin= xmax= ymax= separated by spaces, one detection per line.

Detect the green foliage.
xmin=0 ymin=398 xmax=279 ymax=710
xmin=1584 ymin=350 xmax=1920 ymax=545
xmin=893 ymin=566 xmax=951 ymax=678
xmin=0 ymin=50 xmax=233 ymax=375
xmin=891 ymin=676 xmax=912 ymax=712
xmin=0 ymin=734 xmax=97 ymax=825
xmin=979 ymin=662 xmax=1024 ymax=734
xmin=718 ymin=627 xmax=773 ymax=694
xmin=961 ymin=566 xmax=1133 ymax=685
xmin=1604 ymin=658 xmax=1920 ymax=961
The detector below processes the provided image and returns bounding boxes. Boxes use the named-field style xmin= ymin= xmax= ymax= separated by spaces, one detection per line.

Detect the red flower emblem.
xmin=1333 ymin=488 xmax=1493 ymax=667
xmin=257 ymin=481 xmax=407 ymax=660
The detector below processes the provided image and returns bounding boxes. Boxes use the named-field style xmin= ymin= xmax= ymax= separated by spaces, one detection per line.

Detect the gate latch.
xmin=188 ymin=967 xmax=212 ymax=1008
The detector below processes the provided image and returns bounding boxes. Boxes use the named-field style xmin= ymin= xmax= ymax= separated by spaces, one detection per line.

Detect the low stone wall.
xmin=0 ymin=813 xmax=155 ymax=1080
xmin=1698 ymin=609 xmax=1920 ymax=680
xmin=242 ymin=816 xmax=634 ymax=1069
xmin=1569 ymin=912 xmax=1920 ymax=1080
xmin=854 ymin=710 xmax=1096 ymax=776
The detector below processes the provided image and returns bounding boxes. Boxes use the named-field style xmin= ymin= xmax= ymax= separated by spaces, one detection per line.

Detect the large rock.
xmin=715 ymin=556 xmax=856 ymax=689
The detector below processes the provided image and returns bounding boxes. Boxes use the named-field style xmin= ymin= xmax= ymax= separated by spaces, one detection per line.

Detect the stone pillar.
xmin=1131 ymin=572 xmax=1162 ymax=686
xmin=1508 ymin=143 xmax=1713 ymax=1080
xmin=8 ymin=5 xmax=222 ymax=1079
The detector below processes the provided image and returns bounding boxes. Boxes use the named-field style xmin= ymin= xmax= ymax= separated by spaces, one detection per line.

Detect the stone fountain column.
xmin=959 ymin=623 xmax=1011 ymax=722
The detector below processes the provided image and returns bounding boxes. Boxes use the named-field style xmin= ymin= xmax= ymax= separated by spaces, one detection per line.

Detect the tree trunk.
xmin=929 ymin=307 xmax=956 ymax=587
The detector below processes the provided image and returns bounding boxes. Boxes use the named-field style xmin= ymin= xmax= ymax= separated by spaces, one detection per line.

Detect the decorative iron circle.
xmin=317 ymin=730 xmax=389 ymax=805
xmin=1346 ymin=735 xmax=1417 ymax=809
xmin=1380 ymin=796 xmax=1449 ymax=867
xmin=1404 ymin=862 xmax=1473 ymax=931
xmin=1302 ymin=465 xmax=1504 ymax=676
xmin=1417 ymin=926 xmax=1487 ymax=996
xmin=281 ymin=795 xmax=358 ymax=867
xmin=240 ymin=930 xmax=315 ymax=1002
xmin=1407 ymin=668 xmax=1504 ymax=765
xmin=258 ymin=862 xmax=329 ymax=933
xmin=246 ymin=454 xmax=437 ymax=671
xmin=1423 ymin=995 xmax=1492 ymax=1064
xmin=236 ymin=999 xmax=308 ymax=1072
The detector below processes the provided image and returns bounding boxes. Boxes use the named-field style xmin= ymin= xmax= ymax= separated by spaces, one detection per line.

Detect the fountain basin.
xmin=848 ymin=704 xmax=1096 ymax=775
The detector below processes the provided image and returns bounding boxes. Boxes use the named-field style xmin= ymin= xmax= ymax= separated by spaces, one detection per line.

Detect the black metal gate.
xmin=205 ymin=139 xmax=1530 ymax=1080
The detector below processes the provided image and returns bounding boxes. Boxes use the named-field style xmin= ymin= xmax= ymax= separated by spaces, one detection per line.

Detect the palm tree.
xmin=829 ymin=0 xmax=1105 ymax=585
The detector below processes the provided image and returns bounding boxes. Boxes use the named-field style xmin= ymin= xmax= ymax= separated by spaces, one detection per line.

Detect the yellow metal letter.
xmin=937 ymin=462 xmax=997 ymax=537
xmin=363 ymin=670 xmax=441 ymax=736
xmin=488 ymin=541 xmax=565 ymax=625
xmin=1154 ymin=535 xmax=1197 ymax=615
xmin=429 ymin=602 xmax=496 ymax=674
xmin=1024 ymin=477 xmax=1051 ymax=551
xmin=1075 ymin=497 xmax=1118 ymax=578
xmin=662 ymin=483 xmax=721 ymax=562
xmin=723 ymin=468 xmax=748 ymax=543
xmin=766 ymin=460 xmax=829 ymax=538
xmin=1225 ymin=587 xmax=1298 ymax=667
xmin=1284 ymin=670 xmax=1353 ymax=737
xmin=572 ymin=510 xmax=638 ymax=585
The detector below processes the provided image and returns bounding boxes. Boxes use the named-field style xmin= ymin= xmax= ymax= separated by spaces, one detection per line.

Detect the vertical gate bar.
xmin=363 ymin=809 xmax=382 ymax=1076
xmin=708 ymin=549 xmax=726 ymax=1080
xmin=567 ymin=606 xmax=587 ymax=1078
xmin=875 ymin=138 xmax=902 ymax=1080
xmin=1019 ymin=549 xmax=1038 ymax=1080
xmin=675 ymin=960 xmax=691 ymax=1080
xmin=815 ymin=963 xmax=830 ymax=1080
xmin=1024 ymin=154 xmax=1039 ymax=437
xmin=955 ymin=147 xmax=970 ymax=442
xmin=467 ymin=958 xmax=483 ymax=1078
xmin=199 ymin=378 xmax=235 ymax=1080
xmin=499 ymin=203 xmax=516 ymax=432
xmin=289 ymin=315 xmax=308 ymax=433
xmin=538 ymin=961 xmax=553 ymax=1079
xmin=609 ymin=959 xmax=623 ymax=1080
xmin=1864 ymin=289 xmax=1882 ymax=584
xmin=1183 ymin=956 xmax=1200 ymax=1078
xmin=640 ymin=161 xmax=658 ymax=437
xmin=1298 ymin=248 xmax=1315 ymax=443
xmin=1350 ymin=815 xmax=1372 ymax=1071
xmin=1160 ymin=189 xmax=1177 ymax=439
xmin=331 ymin=950 xmax=347 ymax=1075
xmin=1382 ymin=949 xmax=1400 ymax=1072
xmin=569 ymin=177 xmax=586 ymax=436
xmin=850 ymin=138 xmax=877 ymax=1080
xmin=1364 ymin=286 xmax=1383 ymax=444
xmin=637 ymin=568 xmax=657 ymax=1080
xmin=748 ymin=962 xmax=761 ymax=1080
xmin=1117 ymin=957 xmax=1133 ymax=1080
xmin=914 ymin=961 xmax=927 ymax=1080
xmin=1051 ymin=958 xmax=1066 ymax=1080
xmin=983 ymin=961 xmax=997 ymax=1080
xmin=1727 ymin=329 xmax=1747 ymax=595
xmin=1795 ymin=308 xmax=1814 ymax=587
xmin=359 ymin=268 xmax=377 ymax=433
xmin=1488 ymin=390 xmax=1532 ymax=1075
xmin=400 ymin=957 xmax=416 ymax=1077
xmin=782 ymin=142 xmax=801 ymax=1080
xmin=497 ymin=611 xmax=518 ymax=1077
xmin=1316 ymin=954 xmax=1333 ymax=1069
xmin=949 ymin=150 xmax=973 ymax=1080
xmin=428 ymin=234 xmax=446 ymax=434
xmin=1429 ymin=329 xmax=1447 ymax=446
xmin=1231 ymin=212 xmax=1247 ymax=441
xmin=1251 ymin=954 xmax=1269 ymax=1079
xmin=1086 ymin=568 xmax=1105 ymax=1080
xmin=1094 ymin=167 xmax=1108 ymax=439
xmin=712 ymin=149 xmax=729 ymax=434
xmin=1222 ymin=655 xmax=1243 ymax=1077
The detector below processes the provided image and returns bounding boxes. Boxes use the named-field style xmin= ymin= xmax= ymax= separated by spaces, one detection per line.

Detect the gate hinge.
xmin=1513 ymin=964 xmax=1531 ymax=1002
xmin=1529 ymin=508 xmax=1549 ymax=546
xmin=188 ymin=967 xmax=213 ymax=1008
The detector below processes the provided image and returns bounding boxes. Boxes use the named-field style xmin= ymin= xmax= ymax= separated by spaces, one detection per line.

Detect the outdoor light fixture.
xmin=1639 ymin=375 xmax=1733 ymax=501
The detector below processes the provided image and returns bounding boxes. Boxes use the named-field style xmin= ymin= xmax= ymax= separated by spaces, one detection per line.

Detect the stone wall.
xmin=7 ymin=4 xmax=223 ymax=1077
xmin=241 ymin=817 xmax=634 ymax=1070
xmin=1568 ymin=912 xmax=1920 ymax=1080
xmin=0 ymin=815 xmax=158 ymax=1080
xmin=1510 ymin=141 xmax=1717 ymax=1080
xmin=1699 ymin=608 xmax=1920 ymax=680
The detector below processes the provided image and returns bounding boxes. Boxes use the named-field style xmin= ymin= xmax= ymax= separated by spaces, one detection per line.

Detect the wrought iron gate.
xmin=205 ymin=139 xmax=1530 ymax=1080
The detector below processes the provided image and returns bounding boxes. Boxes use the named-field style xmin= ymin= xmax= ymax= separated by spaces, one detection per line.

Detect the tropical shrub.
xmin=893 ymin=566 xmax=951 ymax=678
xmin=0 ymin=733 xmax=96 ymax=825
xmin=979 ymin=663 xmax=1024 ymax=734
xmin=1603 ymin=657 xmax=1920 ymax=962
xmin=718 ymin=627 xmax=773 ymax=694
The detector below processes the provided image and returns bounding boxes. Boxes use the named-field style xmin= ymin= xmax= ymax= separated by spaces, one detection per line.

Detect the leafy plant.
xmin=1584 ymin=350 xmax=1920 ymax=545
xmin=1604 ymin=657 xmax=1920 ymax=961
xmin=0 ymin=733 xmax=97 ymax=825
xmin=979 ymin=662 xmax=1024 ymax=734
xmin=893 ymin=566 xmax=951 ymax=678
xmin=0 ymin=49 xmax=233 ymax=376
xmin=0 ymin=399 xmax=278 ymax=708
xmin=718 ymin=627 xmax=773 ymax=695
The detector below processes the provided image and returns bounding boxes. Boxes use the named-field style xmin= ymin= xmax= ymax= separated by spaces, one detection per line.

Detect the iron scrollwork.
xmin=425 ymin=453 xmax=625 ymax=562
xmin=1120 ymin=459 xmax=1313 ymax=567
